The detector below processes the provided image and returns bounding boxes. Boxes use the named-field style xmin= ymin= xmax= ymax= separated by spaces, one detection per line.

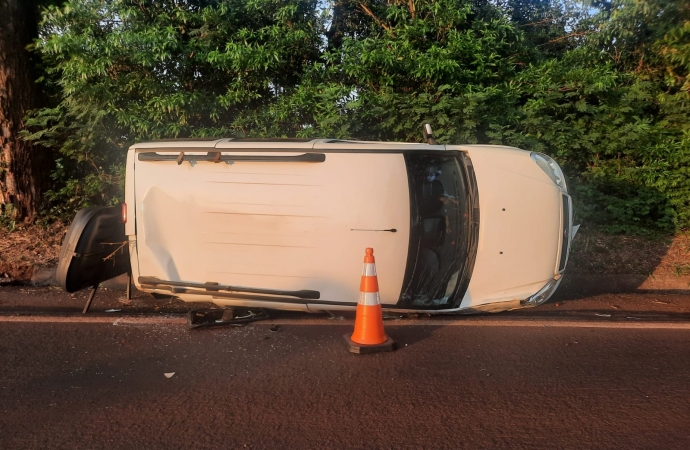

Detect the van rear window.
xmin=399 ymin=153 xmax=471 ymax=308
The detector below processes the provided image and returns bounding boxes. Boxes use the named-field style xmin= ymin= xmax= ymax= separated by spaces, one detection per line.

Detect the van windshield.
xmin=399 ymin=152 xmax=476 ymax=309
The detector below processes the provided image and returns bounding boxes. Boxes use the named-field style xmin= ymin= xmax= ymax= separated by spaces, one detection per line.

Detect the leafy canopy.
xmin=24 ymin=0 xmax=690 ymax=233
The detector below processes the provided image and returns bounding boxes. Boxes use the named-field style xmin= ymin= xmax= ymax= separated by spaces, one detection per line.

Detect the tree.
xmin=25 ymin=0 xmax=323 ymax=210
xmin=23 ymin=0 xmax=690 ymax=232
xmin=0 ymin=0 xmax=53 ymax=222
xmin=310 ymin=0 xmax=532 ymax=143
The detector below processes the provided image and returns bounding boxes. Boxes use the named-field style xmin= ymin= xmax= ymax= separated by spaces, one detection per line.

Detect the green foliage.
xmin=25 ymin=0 xmax=324 ymax=212
xmin=325 ymin=0 xmax=528 ymax=143
xmin=0 ymin=204 xmax=17 ymax=232
xmin=592 ymin=0 xmax=690 ymax=89
xmin=22 ymin=0 xmax=690 ymax=233
xmin=498 ymin=1 xmax=690 ymax=232
xmin=491 ymin=47 xmax=690 ymax=232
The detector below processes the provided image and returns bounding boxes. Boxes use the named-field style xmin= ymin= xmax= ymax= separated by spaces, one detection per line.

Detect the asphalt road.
xmin=2 ymin=315 xmax=690 ymax=449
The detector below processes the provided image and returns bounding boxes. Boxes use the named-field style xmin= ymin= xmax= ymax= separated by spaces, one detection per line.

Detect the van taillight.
xmin=122 ymin=203 xmax=127 ymax=224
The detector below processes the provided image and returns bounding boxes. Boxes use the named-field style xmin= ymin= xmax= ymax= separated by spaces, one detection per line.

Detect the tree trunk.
xmin=0 ymin=0 xmax=50 ymax=223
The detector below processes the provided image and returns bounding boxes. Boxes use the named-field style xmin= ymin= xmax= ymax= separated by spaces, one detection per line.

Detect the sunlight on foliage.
xmin=21 ymin=0 xmax=690 ymax=233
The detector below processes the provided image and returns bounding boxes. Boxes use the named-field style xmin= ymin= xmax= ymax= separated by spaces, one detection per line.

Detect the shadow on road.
xmin=384 ymin=324 xmax=443 ymax=348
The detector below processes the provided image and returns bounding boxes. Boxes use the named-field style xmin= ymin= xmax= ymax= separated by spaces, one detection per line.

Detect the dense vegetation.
xmin=17 ymin=0 xmax=690 ymax=233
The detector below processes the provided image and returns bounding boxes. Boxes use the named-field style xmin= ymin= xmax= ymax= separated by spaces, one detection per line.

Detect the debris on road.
xmin=164 ymin=373 xmax=175 ymax=379
xmin=269 ymin=325 xmax=281 ymax=332
xmin=188 ymin=308 xmax=269 ymax=329
xmin=383 ymin=314 xmax=403 ymax=320
xmin=105 ymin=309 xmax=121 ymax=313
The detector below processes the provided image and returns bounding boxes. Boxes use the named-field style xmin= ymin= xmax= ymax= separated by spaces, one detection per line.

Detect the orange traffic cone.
xmin=344 ymin=248 xmax=396 ymax=354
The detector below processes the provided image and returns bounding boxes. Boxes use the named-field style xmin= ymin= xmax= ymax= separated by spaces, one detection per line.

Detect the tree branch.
xmin=359 ymin=3 xmax=395 ymax=37
xmin=102 ymin=241 xmax=128 ymax=262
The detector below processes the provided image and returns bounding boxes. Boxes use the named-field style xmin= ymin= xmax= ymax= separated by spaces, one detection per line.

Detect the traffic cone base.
xmin=343 ymin=333 xmax=397 ymax=354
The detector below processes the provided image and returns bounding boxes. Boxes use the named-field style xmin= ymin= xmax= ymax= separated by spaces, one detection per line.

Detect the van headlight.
xmin=521 ymin=277 xmax=562 ymax=307
xmin=530 ymin=152 xmax=567 ymax=193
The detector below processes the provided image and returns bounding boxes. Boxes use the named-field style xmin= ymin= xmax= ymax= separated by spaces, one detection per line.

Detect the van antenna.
xmin=422 ymin=123 xmax=437 ymax=145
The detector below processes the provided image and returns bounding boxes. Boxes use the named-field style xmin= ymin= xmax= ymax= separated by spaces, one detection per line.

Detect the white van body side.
xmin=120 ymin=139 xmax=574 ymax=313
xmin=128 ymin=144 xmax=410 ymax=310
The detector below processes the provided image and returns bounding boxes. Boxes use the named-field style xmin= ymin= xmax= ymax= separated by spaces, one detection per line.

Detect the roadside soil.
xmin=0 ymin=221 xmax=66 ymax=282
xmin=568 ymin=227 xmax=690 ymax=276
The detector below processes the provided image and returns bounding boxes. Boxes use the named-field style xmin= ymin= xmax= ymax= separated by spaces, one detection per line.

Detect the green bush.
xmin=23 ymin=0 xmax=690 ymax=233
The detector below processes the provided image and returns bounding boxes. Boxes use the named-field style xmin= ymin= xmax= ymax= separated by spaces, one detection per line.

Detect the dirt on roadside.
xmin=567 ymin=227 xmax=690 ymax=276
xmin=0 ymin=222 xmax=67 ymax=282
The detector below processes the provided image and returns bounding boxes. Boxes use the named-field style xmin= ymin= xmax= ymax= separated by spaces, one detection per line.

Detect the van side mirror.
xmin=422 ymin=123 xmax=438 ymax=145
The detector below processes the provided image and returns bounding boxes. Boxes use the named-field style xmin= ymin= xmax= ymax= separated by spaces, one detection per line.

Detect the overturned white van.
xmin=57 ymin=135 xmax=577 ymax=314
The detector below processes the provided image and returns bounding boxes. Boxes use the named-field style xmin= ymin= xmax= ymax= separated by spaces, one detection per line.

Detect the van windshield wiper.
xmin=138 ymin=152 xmax=325 ymax=164
xmin=138 ymin=276 xmax=320 ymax=300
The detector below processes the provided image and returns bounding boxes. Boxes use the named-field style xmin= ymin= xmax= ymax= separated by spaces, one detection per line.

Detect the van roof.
xmin=128 ymin=139 xmax=523 ymax=154
xmin=129 ymin=138 xmax=445 ymax=151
